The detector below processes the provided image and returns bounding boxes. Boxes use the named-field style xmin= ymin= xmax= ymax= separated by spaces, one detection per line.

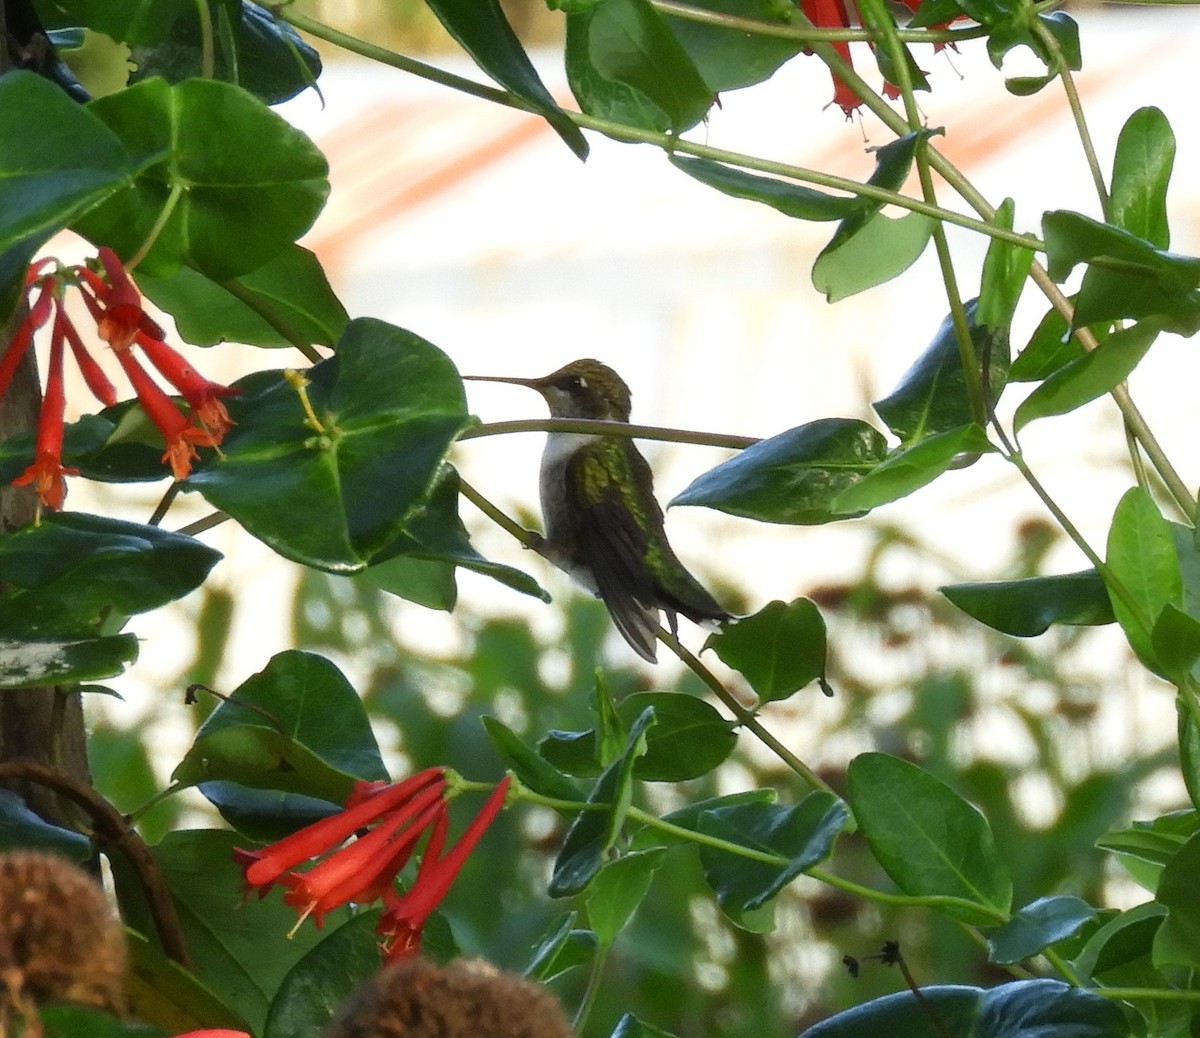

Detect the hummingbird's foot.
xmin=523 ymin=530 xmax=547 ymax=554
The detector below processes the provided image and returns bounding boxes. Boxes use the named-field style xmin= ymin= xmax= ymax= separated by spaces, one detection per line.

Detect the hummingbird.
xmin=464 ymin=359 xmax=731 ymax=663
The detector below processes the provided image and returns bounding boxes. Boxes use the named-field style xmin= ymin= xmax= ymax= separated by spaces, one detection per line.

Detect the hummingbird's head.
xmin=532 ymin=359 xmax=632 ymax=421
xmin=464 ymin=359 xmax=632 ymax=422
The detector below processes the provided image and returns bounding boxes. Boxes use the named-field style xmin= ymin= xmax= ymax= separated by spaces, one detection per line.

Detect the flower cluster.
xmin=801 ymin=0 xmax=962 ymax=116
xmin=0 ymin=247 xmax=238 ymax=509
xmin=234 ymin=769 xmax=511 ymax=964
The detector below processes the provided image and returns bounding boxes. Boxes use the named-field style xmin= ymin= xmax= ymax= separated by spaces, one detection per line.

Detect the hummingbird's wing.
xmin=565 ymin=441 xmax=662 ymax=662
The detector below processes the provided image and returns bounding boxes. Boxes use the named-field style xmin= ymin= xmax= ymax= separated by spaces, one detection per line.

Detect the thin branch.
xmin=0 ymin=761 xmax=191 ymax=967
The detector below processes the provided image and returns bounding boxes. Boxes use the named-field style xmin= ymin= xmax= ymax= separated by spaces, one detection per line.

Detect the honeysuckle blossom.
xmin=0 ymin=247 xmax=238 ymax=508
xmin=802 ymin=0 xmax=963 ymax=116
xmin=234 ymin=769 xmax=511 ymax=964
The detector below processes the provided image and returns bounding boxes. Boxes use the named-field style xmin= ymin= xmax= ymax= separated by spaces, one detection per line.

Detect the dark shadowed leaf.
xmin=670 ymin=418 xmax=888 ymax=524
xmin=832 ymin=425 xmax=994 ymax=514
xmin=987 ymin=896 xmax=1097 ymax=964
xmin=193 ymin=650 xmax=387 ymax=840
xmin=941 ymin=569 xmax=1115 ymax=636
xmin=873 ymin=300 xmax=1008 ymax=441
xmin=698 ymin=792 xmax=848 ymax=930
xmin=426 ymin=0 xmax=588 ymax=159
xmin=706 ymin=598 xmax=826 ymax=702
xmin=566 ymin=0 xmax=712 ymax=133
xmin=1014 ymin=320 xmax=1162 ymax=432
xmin=263 ymin=912 xmax=383 ymax=1038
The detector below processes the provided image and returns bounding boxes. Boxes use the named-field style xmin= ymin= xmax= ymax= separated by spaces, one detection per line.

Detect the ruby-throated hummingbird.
xmin=464 ymin=359 xmax=731 ymax=663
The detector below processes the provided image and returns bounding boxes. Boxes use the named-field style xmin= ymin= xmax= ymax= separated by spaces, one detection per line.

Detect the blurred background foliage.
xmin=88 ymin=507 xmax=1171 ymax=1038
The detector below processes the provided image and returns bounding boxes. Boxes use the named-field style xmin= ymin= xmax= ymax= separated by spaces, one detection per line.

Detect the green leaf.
xmin=670 ymin=418 xmax=889 ymax=525
xmin=1042 ymin=210 xmax=1200 ymax=333
xmin=262 ymin=912 xmax=383 ymax=1038
xmin=831 ymin=425 xmax=994 ymax=514
xmin=188 ymin=319 xmax=470 ymax=572
xmin=1096 ymin=812 xmax=1197 ymax=894
xmin=1070 ymin=903 xmax=1165 ymax=993
xmin=0 ymin=513 xmax=221 ymax=637
xmin=698 ymin=792 xmax=847 ymax=929
xmin=76 ymin=77 xmax=329 ymax=279
xmin=1105 ymin=486 xmax=1181 ymax=675
xmin=125 ymin=928 xmax=250 ymax=1036
xmin=173 ymin=724 xmax=369 ymax=804
xmin=846 ymin=753 xmax=1012 ymax=925
xmin=0 ymin=72 xmax=134 ymax=259
xmin=587 ymin=849 xmax=667 ymax=947
xmin=978 ymin=198 xmax=1033 ymax=331
xmin=1013 ymin=320 xmax=1162 ymax=432
xmin=706 ymin=598 xmax=826 ymax=702
xmin=565 ymin=9 xmax=671 ymax=133
xmin=1008 ymin=301 xmax=1088 ymax=383
xmin=425 ymin=0 xmax=588 ymax=160
xmin=366 ymin=465 xmax=549 ymax=608
xmin=1152 ymin=831 xmax=1200 ymax=970
xmin=941 ymin=570 xmax=1115 ymax=637
xmin=1110 ymin=107 xmax=1174 ymax=249
xmin=1179 ymin=702 xmax=1200 ymax=814
xmin=134 ymin=245 xmax=348 ymax=349
xmin=1151 ymin=604 xmax=1200 ymax=686
xmin=138 ymin=829 xmax=357 ymax=1035
xmin=549 ymin=708 xmax=654 ymax=897
xmin=481 ymin=715 xmax=584 ymax=803
xmin=986 ymin=896 xmax=1097 ymax=965
xmin=128 ymin=2 xmax=322 ymax=105
xmin=670 ymin=156 xmax=867 ymax=222
xmin=873 ymin=301 xmax=1008 ymax=442
xmin=0 ymin=633 xmax=139 ymax=688
xmin=37 ymin=1005 xmax=162 ymax=1038
xmin=194 ymin=650 xmax=388 ymax=840
xmin=664 ymin=0 xmax=804 ymax=92
xmin=813 ymin=210 xmax=934 ymax=302
xmin=42 ymin=0 xmax=192 ymax=46
xmin=567 ymin=0 xmax=713 ymax=133
xmin=671 ymin=131 xmax=927 ymax=227
xmin=525 ymin=913 xmax=598 ymax=983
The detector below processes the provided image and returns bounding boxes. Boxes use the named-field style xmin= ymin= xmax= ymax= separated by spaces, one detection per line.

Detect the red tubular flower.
xmin=801 ymin=0 xmax=862 ymax=117
xmin=11 ymin=313 xmax=78 ymax=510
xmin=377 ymin=775 xmax=512 ymax=963
xmin=136 ymin=333 xmax=239 ymax=439
xmin=170 ymin=1031 xmax=252 ymax=1038
xmin=234 ymin=771 xmax=511 ymax=963
xmin=2 ymin=247 xmax=240 ymax=504
xmin=234 ymin=768 xmax=446 ymax=895
xmin=115 ymin=348 xmax=216 ymax=480
xmin=0 ymin=281 xmax=54 ymax=402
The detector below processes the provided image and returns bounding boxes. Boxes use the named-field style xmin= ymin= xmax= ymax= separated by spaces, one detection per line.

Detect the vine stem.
xmin=276 ymin=9 xmax=1038 ymax=251
xmin=460 ymin=417 xmax=758 ymax=451
xmin=656 ymin=628 xmax=835 ymax=795
xmin=0 ymin=761 xmax=192 ymax=967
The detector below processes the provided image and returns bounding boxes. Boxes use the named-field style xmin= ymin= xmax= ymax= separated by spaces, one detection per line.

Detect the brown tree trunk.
xmin=0 ymin=303 xmax=92 ymax=827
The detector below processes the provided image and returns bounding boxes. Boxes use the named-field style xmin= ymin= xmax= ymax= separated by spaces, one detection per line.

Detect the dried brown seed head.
xmin=326 ymin=957 xmax=572 ymax=1038
xmin=0 ymin=850 xmax=127 ymax=1021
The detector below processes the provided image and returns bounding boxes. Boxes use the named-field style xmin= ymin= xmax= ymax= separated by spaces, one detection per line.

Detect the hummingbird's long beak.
xmin=462 ymin=374 xmax=540 ymax=388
